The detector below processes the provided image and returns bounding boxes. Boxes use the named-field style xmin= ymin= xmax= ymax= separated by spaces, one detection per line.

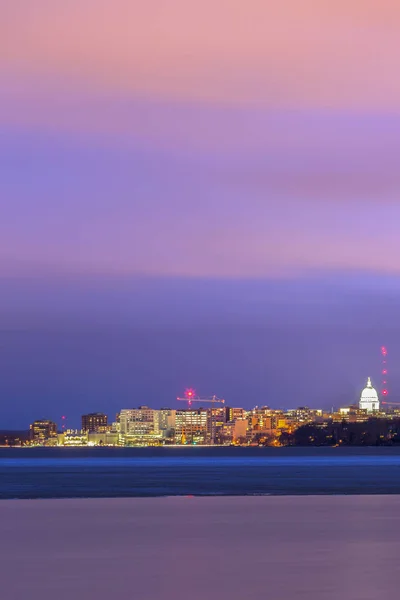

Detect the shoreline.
xmin=2 ymin=493 xmax=400 ymax=502
xmin=3 ymin=490 xmax=400 ymax=501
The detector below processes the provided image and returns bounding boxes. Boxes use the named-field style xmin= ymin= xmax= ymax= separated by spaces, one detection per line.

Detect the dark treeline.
xmin=0 ymin=430 xmax=30 ymax=446
xmin=280 ymin=419 xmax=400 ymax=446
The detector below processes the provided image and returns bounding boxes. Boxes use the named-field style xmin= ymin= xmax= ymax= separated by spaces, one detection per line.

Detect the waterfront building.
xmin=207 ymin=407 xmax=226 ymax=443
xmin=81 ymin=413 xmax=108 ymax=433
xmin=158 ymin=409 xmax=176 ymax=439
xmin=175 ymin=409 xmax=207 ymax=444
xmin=87 ymin=431 xmax=119 ymax=446
xmin=58 ymin=429 xmax=88 ymax=446
xmin=248 ymin=407 xmax=276 ymax=430
xmin=359 ymin=377 xmax=379 ymax=412
xmin=221 ymin=418 xmax=249 ymax=444
xmin=30 ymin=420 xmax=58 ymax=445
xmin=119 ymin=407 xmax=161 ymax=444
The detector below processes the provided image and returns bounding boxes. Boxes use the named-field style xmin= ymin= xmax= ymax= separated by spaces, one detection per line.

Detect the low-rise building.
xmin=58 ymin=429 xmax=88 ymax=446
xmin=87 ymin=431 xmax=119 ymax=446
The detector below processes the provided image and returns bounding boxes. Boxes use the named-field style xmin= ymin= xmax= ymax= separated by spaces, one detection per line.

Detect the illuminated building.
xmin=249 ymin=407 xmax=276 ymax=430
xmin=207 ymin=407 xmax=226 ymax=443
xmin=30 ymin=420 xmax=58 ymax=445
xmin=158 ymin=409 xmax=176 ymax=439
xmin=333 ymin=405 xmax=369 ymax=423
xmin=225 ymin=407 xmax=246 ymax=422
xmin=59 ymin=429 xmax=88 ymax=446
xmin=222 ymin=418 xmax=248 ymax=444
xmin=81 ymin=413 xmax=108 ymax=433
xmin=359 ymin=377 xmax=379 ymax=412
xmin=87 ymin=432 xmax=119 ymax=446
xmin=276 ymin=417 xmax=290 ymax=430
xmin=119 ymin=407 xmax=161 ymax=444
xmin=175 ymin=409 xmax=208 ymax=444
xmin=285 ymin=407 xmax=323 ymax=426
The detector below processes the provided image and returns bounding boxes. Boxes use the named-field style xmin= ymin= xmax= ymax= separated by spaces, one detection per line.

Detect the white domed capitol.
xmin=359 ymin=377 xmax=379 ymax=412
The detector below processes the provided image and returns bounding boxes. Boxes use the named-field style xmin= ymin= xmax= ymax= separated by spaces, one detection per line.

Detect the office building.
xmin=225 ymin=407 xmax=246 ymax=422
xmin=30 ymin=420 xmax=58 ymax=444
xmin=120 ymin=407 xmax=160 ymax=444
xmin=81 ymin=413 xmax=108 ymax=433
xmin=158 ymin=409 xmax=176 ymax=439
xmin=175 ymin=409 xmax=208 ymax=444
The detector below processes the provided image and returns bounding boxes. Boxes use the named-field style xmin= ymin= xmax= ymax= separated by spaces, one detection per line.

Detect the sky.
xmin=1 ymin=1 xmax=400 ymax=427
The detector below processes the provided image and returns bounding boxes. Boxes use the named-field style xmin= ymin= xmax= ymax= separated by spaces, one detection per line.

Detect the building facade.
xmin=81 ymin=413 xmax=108 ymax=433
xmin=158 ymin=409 xmax=176 ymax=439
xmin=30 ymin=420 xmax=58 ymax=444
xmin=120 ymin=407 xmax=160 ymax=444
xmin=359 ymin=377 xmax=379 ymax=412
xmin=175 ymin=409 xmax=208 ymax=444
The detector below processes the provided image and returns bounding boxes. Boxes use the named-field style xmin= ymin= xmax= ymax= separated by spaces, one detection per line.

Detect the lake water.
xmin=2 ymin=446 xmax=400 ymax=498
xmin=2 ymin=495 xmax=400 ymax=600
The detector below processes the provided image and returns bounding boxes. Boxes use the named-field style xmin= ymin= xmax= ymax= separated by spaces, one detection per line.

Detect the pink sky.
xmin=1 ymin=0 xmax=400 ymax=277
xmin=2 ymin=0 xmax=400 ymax=109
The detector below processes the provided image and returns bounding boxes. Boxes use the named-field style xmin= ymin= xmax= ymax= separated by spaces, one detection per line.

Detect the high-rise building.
xmin=119 ymin=407 xmax=160 ymax=444
xmin=81 ymin=413 xmax=108 ymax=433
xmin=175 ymin=409 xmax=207 ymax=444
xmin=207 ymin=407 xmax=226 ymax=443
xmin=30 ymin=420 xmax=58 ymax=444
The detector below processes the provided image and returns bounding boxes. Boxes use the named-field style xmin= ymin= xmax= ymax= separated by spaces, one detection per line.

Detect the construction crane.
xmin=176 ymin=389 xmax=225 ymax=445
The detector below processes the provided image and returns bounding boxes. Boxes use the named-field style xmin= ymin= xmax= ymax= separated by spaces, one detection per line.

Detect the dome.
xmin=359 ymin=377 xmax=379 ymax=412
xmin=360 ymin=377 xmax=378 ymax=401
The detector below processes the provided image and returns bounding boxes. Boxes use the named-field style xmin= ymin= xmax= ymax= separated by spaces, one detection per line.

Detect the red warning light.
xmin=185 ymin=388 xmax=196 ymax=399
xmin=383 ymin=369 xmax=387 ymax=375
xmin=381 ymin=346 xmax=387 ymax=356
xmin=383 ymin=389 xmax=388 ymax=396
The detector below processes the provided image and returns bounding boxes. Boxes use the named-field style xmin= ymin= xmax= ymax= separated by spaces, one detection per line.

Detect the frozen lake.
xmin=1 ymin=495 xmax=399 ymax=599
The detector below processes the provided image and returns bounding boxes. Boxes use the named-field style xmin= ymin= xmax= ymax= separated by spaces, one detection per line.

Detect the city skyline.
xmin=12 ymin=376 xmax=400 ymax=448
xmin=2 ymin=374 xmax=387 ymax=434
